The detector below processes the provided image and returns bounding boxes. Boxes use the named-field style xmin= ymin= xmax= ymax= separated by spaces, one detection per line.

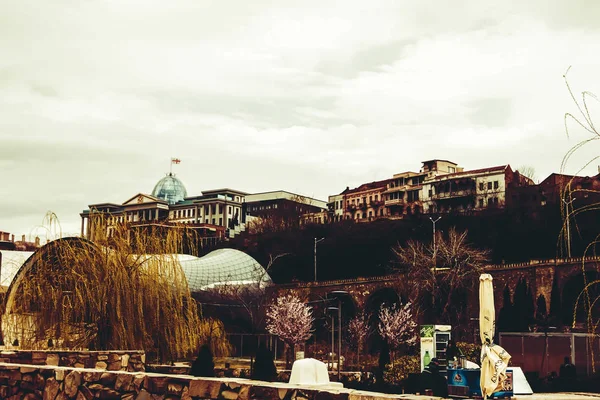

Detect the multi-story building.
xmin=81 ymin=173 xmax=248 ymax=241
xmin=341 ymin=179 xmax=391 ymax=222
xmin=0 ymin=232 xmax=41 ymax=251
xmin=421 ymin=164 xmax=524 ymax=214
xmin=328 ymin=193 xmax=345 ymax=222
xmin=246 ymin=191 xmax=327 ymax=230
xmin=316 ymin=159 xmax=536 ymax=225
xmin=383 ymin=171 xmax=426 ymax=218
xmin=506 ymin=172 xmax=600 ymax=214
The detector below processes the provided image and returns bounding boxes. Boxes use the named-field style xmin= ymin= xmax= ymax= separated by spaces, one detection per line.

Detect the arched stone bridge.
xmin=272 ymin=256 xmax=600 ymax=321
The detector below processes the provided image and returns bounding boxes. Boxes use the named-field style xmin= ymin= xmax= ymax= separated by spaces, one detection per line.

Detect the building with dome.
xmin=80 ymin=170 xmax=328 ymax=246
xmin=80 ymin=172 xmax=249 ymax=243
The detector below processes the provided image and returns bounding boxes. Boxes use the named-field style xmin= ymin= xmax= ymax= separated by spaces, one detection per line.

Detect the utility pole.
xmin=562 ymin=197 xmax=575 ymax=258
xmin=430 ymin=216 xmax=441 ymax=273
xmin=314 ymin=237 xmax=324 ymax=282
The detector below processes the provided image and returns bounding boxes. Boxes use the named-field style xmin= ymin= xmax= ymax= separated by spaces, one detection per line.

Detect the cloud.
xmin=2 ymin=0 xmax=600 ymax=237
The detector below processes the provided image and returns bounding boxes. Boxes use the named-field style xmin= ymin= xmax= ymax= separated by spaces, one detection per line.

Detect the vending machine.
xmin=420 ymin=324 xmax=451 ymax=372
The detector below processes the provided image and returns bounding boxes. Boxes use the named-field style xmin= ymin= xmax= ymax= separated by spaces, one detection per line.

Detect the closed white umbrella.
xmin=479 ymin=274 xmax=511 ymax=399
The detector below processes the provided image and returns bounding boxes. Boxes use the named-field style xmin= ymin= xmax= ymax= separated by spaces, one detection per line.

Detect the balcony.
xmin=359 ymin=202 xmax=368 ymax=210
xmin=371 ymin=200 xmax=384 ymax=207
xmin=431 ymin=190 xmax=475 ymax=200
xmin=385 ymin=198 xmax=405 ymax=206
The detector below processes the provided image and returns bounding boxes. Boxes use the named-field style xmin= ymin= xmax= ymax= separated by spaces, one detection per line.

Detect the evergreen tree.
xmin=549 ymin=273 xmax=562 ymax=326
xmin=513 ymin=279 xmax=534 ymax=331
xmin=190 ymin=344 xmax=215 ymax=377
xmin=535 ymin=294 xmax=547 ymax=322
xmin=497 ymin=285 xmax=514 ymax=332
xmin=252 ymin=342 xmax=277 ymax=382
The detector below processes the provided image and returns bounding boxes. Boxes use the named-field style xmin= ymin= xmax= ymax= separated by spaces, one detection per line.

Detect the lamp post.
xmin=314 ymin=237 xmax=324 ymax=282
xmin=327 ymin=307 xmax=337 ymax=371
xmin=562 ymin=197 xmax=575 ymax=258
xmin=429 ymin=216 xmax=441 ymax=272
xmin=330 ymin=290 xmax=348 ymax=380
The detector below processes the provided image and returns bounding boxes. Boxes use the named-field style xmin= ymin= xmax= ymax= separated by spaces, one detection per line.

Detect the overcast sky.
xmin=2 ymin=0 xmax=600 ymax=239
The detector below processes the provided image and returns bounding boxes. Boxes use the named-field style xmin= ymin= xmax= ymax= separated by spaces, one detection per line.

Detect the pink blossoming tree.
xmin=378 ymin=302 xmax=418 ymax=361
xmin=348 ymin=313 xmax=370 ymax=366
xmin=266 ymin=294 xmax=314 ymax=367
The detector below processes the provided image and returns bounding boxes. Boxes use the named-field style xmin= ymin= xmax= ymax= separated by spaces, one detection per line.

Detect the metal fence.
xmin=226 ymin=333 xmax=285 ymax=359
xmin=499 ymin=332 xmax=600 ymax=377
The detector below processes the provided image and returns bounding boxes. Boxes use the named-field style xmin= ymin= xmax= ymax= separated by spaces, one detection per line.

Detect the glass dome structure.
xmin=151 ymin=173 xmax=187 ymax=204
xmin=177 ymin=249 xmax=272 ymax=292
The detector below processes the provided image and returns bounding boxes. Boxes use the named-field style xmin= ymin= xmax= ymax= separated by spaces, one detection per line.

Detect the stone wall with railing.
xmin=0 ymin=362 xmax=418 ymax=400
xmin=0 ymin=349 xmax=145 ymax=372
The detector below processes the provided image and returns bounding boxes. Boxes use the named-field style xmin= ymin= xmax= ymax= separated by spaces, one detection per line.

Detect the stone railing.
xmin=0 ymin=362 xmax=425 ymax=400
xmin=0 ymin=350 xmax=145 ymax=372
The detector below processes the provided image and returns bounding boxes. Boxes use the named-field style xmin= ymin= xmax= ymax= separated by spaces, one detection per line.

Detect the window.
xmin=369 ymin=196 xmax=372 ymax=203
xmin=219 ymin=218 xmax=223 ymax=226
xmin=478 ymin=199 xmax=484 ymax=208
xmin=380 ymin=209 xmax=384 ymax=216
xmin=375 ymin=195 xmax=378 ymax=201
xmin=494 ymin=181 xmax=499 ymax=189
xmin=487 ymin=182 xmax=492 ymax=190
xmin=428 ymin=189 xmax=432 ymax=197
xmin=479 ymin=182 xmax=484 ymax=191
xmin=228 ymin=206 xmax=232 ymax=214
xmin=449 ymin=166 xmax=456 ymax=173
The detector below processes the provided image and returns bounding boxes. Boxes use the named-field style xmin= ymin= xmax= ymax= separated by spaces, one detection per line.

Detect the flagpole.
xmin=169 ymin=157 xmax=172 ymax=175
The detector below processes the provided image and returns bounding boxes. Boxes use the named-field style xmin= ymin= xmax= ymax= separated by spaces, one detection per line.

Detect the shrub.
xmin=190 ymin=344 xmax=215 ymax=377
xmin=456 ymin=342 xmax=480 ymax=364
xmin=383 ymin=355 xmax=420 ymax=385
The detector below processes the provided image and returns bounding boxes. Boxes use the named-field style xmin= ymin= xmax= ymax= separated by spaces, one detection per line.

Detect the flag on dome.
xmin=171 ymin=158 xmax=181 ymax=164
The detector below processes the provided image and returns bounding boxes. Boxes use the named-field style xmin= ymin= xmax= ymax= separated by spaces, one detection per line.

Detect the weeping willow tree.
xmin=2 ymin=213 xmax=205 ymax=362
xmin=561 ymin=67 xmax=600 ymax=372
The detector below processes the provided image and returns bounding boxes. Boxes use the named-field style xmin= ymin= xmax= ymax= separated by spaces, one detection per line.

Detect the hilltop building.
xmin=81 ymin=174 xmax=326 ymax=242
xmin=0 ymin=232 xmax=41 ymax=252
xmin=319 ymin=160 xmax=536 ymax=224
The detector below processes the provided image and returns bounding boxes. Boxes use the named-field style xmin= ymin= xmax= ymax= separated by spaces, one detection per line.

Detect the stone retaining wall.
xmin=0 ymin=350 xmax=145 ymax=372
xmin=0 ymin=362 xmax=423 ymax=400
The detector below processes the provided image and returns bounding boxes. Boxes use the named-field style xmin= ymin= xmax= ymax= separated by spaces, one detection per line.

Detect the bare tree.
xmin=377 ymin=302 xmax=417 ymax=361
xmin=516 ymin=165 xmax=538 ymax=184
xmin=393 ymin=228 xmax=489 ymax=328
xmin=266 ymin=294 xmax=314 ymax=367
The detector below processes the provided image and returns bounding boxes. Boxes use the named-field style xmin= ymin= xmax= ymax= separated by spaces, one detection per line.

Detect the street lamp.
xmin=330 ymin=290 xmax=348 ymax=380
xmin=562 ymin=197 xmax=575 ymax=258
xmin=429 ymin=216 xmax=441 ymax=272
xmin=314 ymin=237 xmax=325 ymax=282
xmin=327 ymin=306 xmax=338 ymax=371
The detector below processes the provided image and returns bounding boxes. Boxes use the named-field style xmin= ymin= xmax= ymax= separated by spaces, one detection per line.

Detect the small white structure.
xmin=289 ymin=358 xmax=343 ymax=388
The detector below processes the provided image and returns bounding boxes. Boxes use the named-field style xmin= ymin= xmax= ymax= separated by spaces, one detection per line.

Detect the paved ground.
xmin=511 ymin=394 xmax=600 ymax=399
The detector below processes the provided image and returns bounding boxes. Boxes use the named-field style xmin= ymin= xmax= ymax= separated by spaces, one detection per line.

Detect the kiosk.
xmin=447 ymin=367 xmax=514 ymax=398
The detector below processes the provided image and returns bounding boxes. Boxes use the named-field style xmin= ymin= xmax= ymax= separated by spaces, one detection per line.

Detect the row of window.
xmin=247 ymin=204 xmax=279 ymax=212
xmin=479 ymin=181 xmax=500 ymax=191
xmin=348 ymin=194 xmax=381 ymax=205
xmin=170 ymin=205 xmax=238 ymax=219
xmin=389 ymin=176 xmax=425 ymax=188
